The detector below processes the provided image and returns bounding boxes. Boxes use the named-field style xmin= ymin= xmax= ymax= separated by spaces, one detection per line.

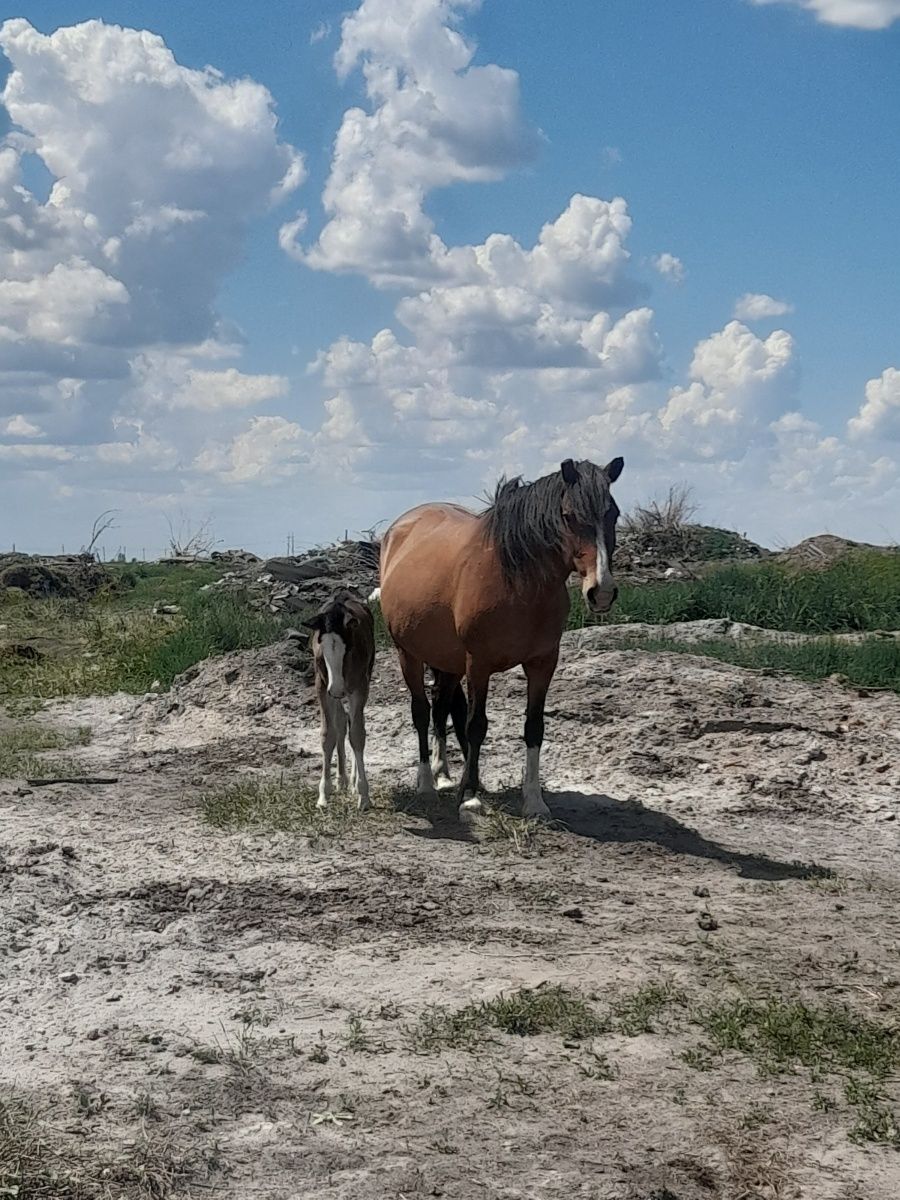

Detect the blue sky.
xmin=1 ymin=0 xmax=898 ymax=554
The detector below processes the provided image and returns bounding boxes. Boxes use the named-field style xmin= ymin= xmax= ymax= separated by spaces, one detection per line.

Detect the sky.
xmin=0 ymin=0 xmax=898 ymax=557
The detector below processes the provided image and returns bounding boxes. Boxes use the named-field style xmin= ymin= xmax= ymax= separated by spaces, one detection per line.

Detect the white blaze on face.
xmin=595 ymin=533 xmax=615 ymax=595
xmin=320 ymin=632 xmax=346 ymax=699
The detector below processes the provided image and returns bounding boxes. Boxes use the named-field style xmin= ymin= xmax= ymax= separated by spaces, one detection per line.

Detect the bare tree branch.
xmin=83 ymin=510 xmax=119 ymax=558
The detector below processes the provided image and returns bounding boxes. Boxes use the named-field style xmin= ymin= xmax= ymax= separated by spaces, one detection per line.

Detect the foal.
xmin=306 ymin=590 xmax=376 ymax=811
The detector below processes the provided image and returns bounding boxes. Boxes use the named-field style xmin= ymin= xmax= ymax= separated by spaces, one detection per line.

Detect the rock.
xmin=60 ymin=972 xmax=79 ymax=984
xmin=697 ymin=912 xmax=719 ymax=932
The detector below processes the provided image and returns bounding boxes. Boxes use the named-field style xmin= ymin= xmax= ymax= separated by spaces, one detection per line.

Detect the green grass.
xmin=611 ymin=981 xmax=687 ymax=1036
xmin=408 ymin=984 xmax=607 ymax=1053
xmin=627 ymin=635 xmax=900 ymax=693
xmin=686 ymin=995 xmax=900 ymax=1147
xmin=570 ymin=550 xmax=900 ymax=634
xmin=0 ymin=723 xmax=91 ymax=780
xmin=1 ymin=587 xmax=295 ymax=704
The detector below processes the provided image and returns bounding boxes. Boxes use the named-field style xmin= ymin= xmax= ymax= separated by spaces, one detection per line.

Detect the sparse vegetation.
xmin=199 ymin=774 xmax=358 ymax=834
xmin=612 ymin=981 xmax=687 ymax=1036
xmin=408 ymin=984 xmax=607 ymax=1053
xmin=685 ymin=995 xmax=900 ymax=1145
xmin=0 ymin=723 xmax=90 ymax=779
xmin=0 ymin=584 xmax=291 ymax=703
xmin=0 ymin=1095 xmax=203 ymax=1198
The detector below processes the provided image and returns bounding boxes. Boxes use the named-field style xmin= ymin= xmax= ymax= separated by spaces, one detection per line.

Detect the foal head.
xmin=305 ymin=590 xmax=370 ymax=701
xmin=560 ymin=456 xmax=623 ymax=615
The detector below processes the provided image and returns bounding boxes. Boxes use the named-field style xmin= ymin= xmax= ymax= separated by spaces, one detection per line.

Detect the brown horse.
xmin=379 ymin=457 xmax=623 ymax=819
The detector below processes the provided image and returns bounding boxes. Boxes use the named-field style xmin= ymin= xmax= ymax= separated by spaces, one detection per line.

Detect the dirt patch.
xmin=3 ymin=635 xmax=900 ymax=1197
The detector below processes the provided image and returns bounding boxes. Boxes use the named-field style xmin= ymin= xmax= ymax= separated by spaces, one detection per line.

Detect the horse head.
xmin=560 ymin=456 xmax=623 ymax=615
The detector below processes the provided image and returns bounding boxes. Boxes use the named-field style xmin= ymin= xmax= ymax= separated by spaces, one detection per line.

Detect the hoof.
xmin=357 ymin=797 xmax=371 ymax=814
xmin=522 ymin=796 xmax=552 ymax=821
xmin=459 ymin=796 xmax=484 ymax=822
xmin=434 ymin=774 xmax=456 ymax=792
xmin=316 ymin=797 xmax=329 ymax=811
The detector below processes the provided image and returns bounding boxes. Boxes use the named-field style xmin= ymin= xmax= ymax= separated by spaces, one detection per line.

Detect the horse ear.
xmin=302 ymin=615 xmax=323 ymax=632
xmin=560 ymin=459 xmax=579 ymax=486
xmin=604 ymin=456 xmax=624 ymax=482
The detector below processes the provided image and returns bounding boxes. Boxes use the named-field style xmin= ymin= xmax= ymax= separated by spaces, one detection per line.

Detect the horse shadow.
xmin=385 ymin=782 xmax=831 ymax=881
xmin=540 ymin=789 xmax=833 ymax=882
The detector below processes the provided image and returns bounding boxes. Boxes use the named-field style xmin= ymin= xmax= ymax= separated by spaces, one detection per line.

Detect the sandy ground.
xmin=2 ymin=631 xmax=900 ymax=1199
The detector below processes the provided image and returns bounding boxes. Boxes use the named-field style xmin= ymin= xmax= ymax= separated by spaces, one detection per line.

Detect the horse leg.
xmin=398 ymin=649 xmax=435 ymax=794
xmin=317 ymin=698 xmax=338 ymax=809
xmin=457 ymin=662 xmax=489 ymax=818
xmin=347 ymin=690 xmax=370 ymax=812
xmin=430 ymin=669 xmax=461 ymax=790
xmin=521 ymin=650 xmax=558 ymax=819
xmin=334 ymin=702 xmax=348 ymax=792
xmin=449 ymin=680 xmax=469 ymax=760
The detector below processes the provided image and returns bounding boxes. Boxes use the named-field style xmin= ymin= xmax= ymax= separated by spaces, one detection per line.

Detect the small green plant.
xmin=612 ymin=981 xmax=686 ymax=1036
xmin=408 ymin=984 xmax=607 ymax=1053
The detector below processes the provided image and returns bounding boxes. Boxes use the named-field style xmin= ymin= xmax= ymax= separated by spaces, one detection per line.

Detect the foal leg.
xmin=398 ymin=649 xmax=435 ymax=794
xmin=457 ymin=662 xmax=490 ymax=818
xmin=317 ymin=699 xmax=337 ymax=809
xmin=521 ymin=650 xmax=558 ymax=819
xmin=430 ymin=670 xmax=461 ymax=789
xmin=347 ymin=690 xmax=370 ymax=812
xmin=334 ymin=702 xmax=349 ymax=792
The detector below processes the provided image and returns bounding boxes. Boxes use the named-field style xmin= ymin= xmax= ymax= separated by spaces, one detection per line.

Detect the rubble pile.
xmin=0 ymin=553 xmax=116 ymax=600
xmin=204 ymin=540 xmax=380 ymax=614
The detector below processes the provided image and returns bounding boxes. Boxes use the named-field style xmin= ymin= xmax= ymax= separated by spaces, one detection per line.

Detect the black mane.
xmin=482 ymin=460 xmax=612 ymax=586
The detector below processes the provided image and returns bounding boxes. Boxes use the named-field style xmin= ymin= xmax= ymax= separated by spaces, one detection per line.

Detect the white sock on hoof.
xmin=522 ymin=746 xmax=551 ymax=818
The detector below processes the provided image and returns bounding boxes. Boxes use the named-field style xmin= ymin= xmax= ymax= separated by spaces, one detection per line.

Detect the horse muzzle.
xmin=585 ymin=584 xmax=618 ymax=615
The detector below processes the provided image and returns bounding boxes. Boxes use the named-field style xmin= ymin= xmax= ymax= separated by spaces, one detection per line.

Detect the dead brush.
xmin=0 ymin=1095 xmax=205 ymax=1199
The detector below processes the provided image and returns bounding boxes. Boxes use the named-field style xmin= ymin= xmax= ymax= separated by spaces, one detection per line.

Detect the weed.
xmin=612 ymin=981 xmax=686 ymax=1036
xmin=341 ymin=1014 xmax=389 ymax=1055
xmin=696 ymin=996 xmax=900 ymax=1078
xmin=199 ymin=774 xmax=365 ymax=835
xmin=0 ymin=722 xmax=90 ymax=780
xmin=408 ymin=984 xmax=607 ymax=1053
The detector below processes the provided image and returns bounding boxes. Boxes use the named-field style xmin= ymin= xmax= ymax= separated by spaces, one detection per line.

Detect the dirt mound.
xmin=205 ymin=540 xmax=379 ymax=614
xmin=569 ymin=619 xmax=900 ymax=647
xmin=134 ymin=634 xmax=315 ymax=741
xmin=775 ymin=533 xmax=896 ymax=569
xmin=0 ymin=553 xmax=116 ymax=600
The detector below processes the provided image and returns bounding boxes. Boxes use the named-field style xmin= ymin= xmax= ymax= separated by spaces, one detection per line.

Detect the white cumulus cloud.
xmin=750 ymin=0 xmax=900 ymax=28
xmin=652 ymin=253 xmax=685 ymax=284
xmin=733 ymin=292 xmax=794 ymax=321
xmin=847 ymin=367 xmax=900 ymax=441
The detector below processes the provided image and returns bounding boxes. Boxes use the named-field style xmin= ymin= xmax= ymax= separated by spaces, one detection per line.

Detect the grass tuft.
xmin=0 ymin=723 xmax=91 ymax=780
xmin=199 ymin=774 xmax=365 ymax=835
xmin=408 ymin=984 xmax=607 ymax=1053
xmin=612 ymin=981 xmax=687 ymax=1036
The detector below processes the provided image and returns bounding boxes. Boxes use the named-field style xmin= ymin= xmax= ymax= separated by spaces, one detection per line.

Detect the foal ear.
xmin=560 ymin=459 xmax=579 ymax=486
xmin=604 ymin=456 xmax=624 ymax=482
xmin=302 ymin=615 xmax=324 ymax=632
